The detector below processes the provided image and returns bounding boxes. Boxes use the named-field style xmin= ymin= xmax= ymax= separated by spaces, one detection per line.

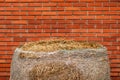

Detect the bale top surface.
xmin=20 ymin=39 xmax=103 ymax=52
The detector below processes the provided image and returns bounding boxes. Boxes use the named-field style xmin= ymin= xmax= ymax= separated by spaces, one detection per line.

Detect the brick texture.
xmin=0 ymin=0 xmax=120 ymax=80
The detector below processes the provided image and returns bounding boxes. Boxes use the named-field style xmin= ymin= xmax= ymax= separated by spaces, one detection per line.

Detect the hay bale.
xmin=10 ymin=39 xmax=111 ymax=80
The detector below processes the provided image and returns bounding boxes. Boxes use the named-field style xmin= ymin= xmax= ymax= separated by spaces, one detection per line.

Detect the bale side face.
xmin=10 ymin=40 xmax=111 ymax=80
xmin=29 ymin=61 xmax=82 ymax=80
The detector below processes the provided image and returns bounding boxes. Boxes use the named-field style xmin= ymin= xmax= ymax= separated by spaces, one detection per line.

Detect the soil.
xmin=20 ymin=39 xmax=102 ymax=52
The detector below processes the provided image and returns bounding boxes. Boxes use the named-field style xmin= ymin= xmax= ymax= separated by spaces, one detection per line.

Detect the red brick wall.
xmin=0 ymin=0 xmax=120 ymax=80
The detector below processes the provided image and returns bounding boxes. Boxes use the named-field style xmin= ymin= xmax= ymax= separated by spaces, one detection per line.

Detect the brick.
xmin=0 ymin=3 xmax=11 ymax=7
xmin=72 ymin=29 xmax=87 ymax=32
xmin=103 ymin=29 xmax=117 ymax=33
xmin=65 ymin=7 xmax=80 ymax=11
xmin=12 ymin=29 xmax=27 ymax=33
xmin=58 ymin=12 xmax=72 ymax=15
xmin=11 ymin=3 xmax=27 ymax=7
xmin=73 ymin=20 xmax=86 ymax=24
xmin=13 ymin=37 xmax=26 ymax=42
xmin=5 ymin=7 xmax=19 ymax=11
xmin=0 ymin=38 xmax=13 ymax=41
xmin=6 ymin=59 xmax=11 ymax=63
xmin=88 ymin=11 xmax=103 ymax=15
xmin=58 ymin=29 xmax=72 ymax=33
xmin=42 ymin=12 xmax=57 ymax=15
xmin=0 ymin=68 xmax=10 ymax=72
xmin=51 ymin=33 xmax=66 ymax=37
xmin=43 ymin=3 xmax=57 ymax=7
xmin=5 ymin=0 xmax=19 ymax=2
xmin=28 ymin=12 xmax=41 ymax=15
xmin=36 ymin=16 xmax=51 ymax=20
xmin=11 ymin=20 xmax=28 ymax=25
xmin=80 ymin=7 xmax=94 ymax=11
xmin=65 ymin=0 xmax=79 ymax=2
xmin=0 ymin=0 xmax=4 ymax=2
xmin=28 ymin=20 xmax=42 ymax=24
xmin=111 ymin=73 xmax=119 ymax=77
xmin=0 ymin=20 xmax=11 ymax=25
xmin=73 ymin=37 xmax=87 ymax=41
xmin=0 ymin=60 xmax=6 ymax=63
xmin=56 ymin=20 xmax=72 ymax=24
xmin=88 ymin=29 xmax=102 ymax=33
xmin=111 ymin=16 xmax=120 ymax=19
xmin=29 ymin=3 xmax=57 ymax=7
xmin=88 ymin=20 xmax=102 ymax=24
xmin=0 ymin=77 xmax=8 ymax=80
xmin=95 ymin=0 xmax=108 ymax=2
xmin=57 ymin=3 xmax=72 ymax=7
xmin=0 ymin=42 xmax=6 ymax=46
xmin=111 ymin=68 xmax=120 ymax=72
xmin=6 ymin=42 xmax=20 ymax=46
xmin=96 ymin=16 xmax=110 ymax=19
xmin=110 ymin=63 xmax=120 ymax=68
xmin=6 ymin=0 xmax=49 ymax=2
xmin=73 ymin=3 xmax=87 ymax=7
xmin=101 ymin=42 xmax=112 ymax=46
xmin=35 ymin=8 xmax=50 ymax=11
xmin=43 ymin=29 xmax=57 ymax=33
xmin=104 ymin=12 xmax=120 ymax=15
xmin=52 ymin=25 xmax=65 ymax=29
xmin=97 ymin=33 xmax=111 ymax=37
xmin=66 ymin=33 xmax=81 ymax=37
xmin=28 ymin=3 xmax=42 ymax=7
xmin=37 ymin=25 xmax=51 ymax=29
xmin=28 ymin=29 xmax=42 ymax=33
xmin=65 ymin=16 xmax=81 ymax=20
xmin=103 ymin=20 xmax=117 ymax=24
xmin=12 ymin=12 xmax=27 ymax=16
xmin=0 ymin=72 xmax=10 ymax=77
xmin=110 ymin=7 xmax=120 ymax=11
xmin=80 ymin=0 xmax=94 ymax=2
xmin=81 ymin=16 xmax=95 ymax=19
xmin=73 ymin=12 xmax=87 ymax=15
xmin=81 ymin=34 xmax=96 ymax=37
xmin=6 ymin=16 xmax=20 ymax=20
xmin=0 ymin=16 xmax=5 ymax=20
xmin=103 ymin=2 xmax=118 ymax=7
xmin=27 ymin=38 xmax=43 ymax=41
xmin=108 ymin=46 xmax=118 ymax=50
xmin=95 ymin=7 xmax=109 ymax=11
xmin=88 ymin=3 xmax=102 ymax=7
xmin=21 ymin=33 xmax=50 ymax=37
xmin=21 ymin=16 xmax=35 ymax=20
xmin=82 ymin=25 xmax=95 ymax=29
xmin=111 ymin=59 xmax=120 ymax=63
xmin=42 ymin=20 xmax=56 ymax=24
xmin=51 ymin=16 xmax=65 ymax=19
xmin=111 ymin=77 xmax=120 ymax=80
xmin=88 ymin=38 xmax=102 ymax=41
xmin=0 ymin=12 xmax=11 ymax=16
xmin=51 ymin=0 xmax=64 ymax=2
xmin=109 ymin=55 xmax=119 ymax=59
xmin=20 ymin=7 xmax=34 ymax=11
xmin=0 ymin=29 xmax=13 ymax=33
xmin=0 ymin=47 xmax=12 ymax=51
xmin=104 ymin=38 xmax=117 ymax=42
xmin=51 ymin=8 xmax=64 ymax=11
